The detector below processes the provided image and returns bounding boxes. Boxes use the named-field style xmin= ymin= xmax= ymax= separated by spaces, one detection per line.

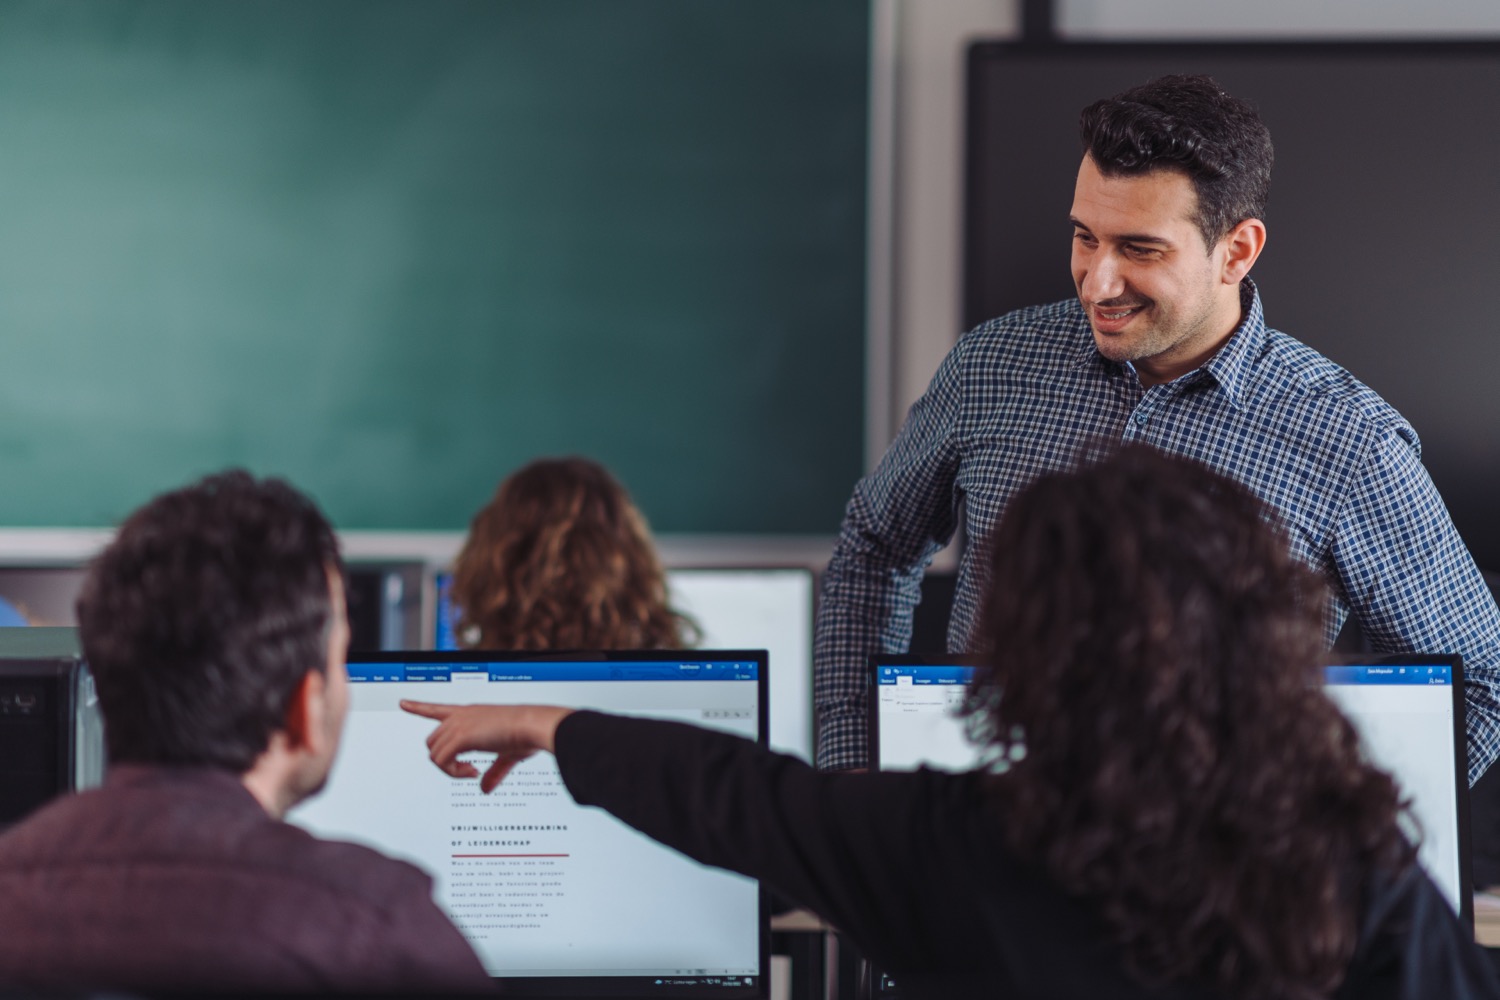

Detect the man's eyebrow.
xmin=1069 ymin=218 xmax=1173 ymax=246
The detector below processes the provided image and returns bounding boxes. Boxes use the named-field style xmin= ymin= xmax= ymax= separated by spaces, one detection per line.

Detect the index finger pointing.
xmin=400 ymin=700 xmax=456 ymax=720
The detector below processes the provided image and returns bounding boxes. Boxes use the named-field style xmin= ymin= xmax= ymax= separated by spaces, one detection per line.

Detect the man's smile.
xmin=1088 ymin=301 xmax=1147 ymax=332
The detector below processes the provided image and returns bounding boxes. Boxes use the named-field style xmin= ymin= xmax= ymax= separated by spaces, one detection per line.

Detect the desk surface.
xmin=1477 ymin=892 xmax=1500 ymax=947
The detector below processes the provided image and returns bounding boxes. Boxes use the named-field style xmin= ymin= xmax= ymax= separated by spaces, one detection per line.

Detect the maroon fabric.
xmin=0 ymin=764 xmax=493 ymax=994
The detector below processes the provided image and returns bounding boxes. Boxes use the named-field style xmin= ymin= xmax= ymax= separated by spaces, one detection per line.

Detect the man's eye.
xmin=1072 ymin=232 xmax=1097 ymax=247
xmin=1125 ymin=244 xmax=1161 ymax=259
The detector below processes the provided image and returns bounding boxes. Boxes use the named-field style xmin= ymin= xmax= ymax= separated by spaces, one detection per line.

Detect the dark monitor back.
xmin=966 ymin=41 xmax=1500 ymax=569
xmin=0 ymin=628 xmax=104 ymax=829
xmin=0 ymin=562 xmax=422 ymax=652
xmin=343 ymin=563 xmax=424 ymax=653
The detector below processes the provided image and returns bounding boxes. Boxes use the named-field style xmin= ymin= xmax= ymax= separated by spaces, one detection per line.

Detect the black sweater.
xmin=555 ymin=710 xmax=1500 ymax=1000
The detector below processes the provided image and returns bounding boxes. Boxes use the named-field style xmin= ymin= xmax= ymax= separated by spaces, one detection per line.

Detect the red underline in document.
xmin=451 ymin=853 xmax=571 ymax=858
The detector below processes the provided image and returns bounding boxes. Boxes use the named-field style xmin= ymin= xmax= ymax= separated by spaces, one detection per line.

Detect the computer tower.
xmin=0 ymin=627 xmax=105 ymax=830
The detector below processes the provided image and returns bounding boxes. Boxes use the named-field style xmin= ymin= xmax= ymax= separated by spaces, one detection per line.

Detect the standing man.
xmin=814 ymin=74 xmax=1500 ymax=781
xmin=0 ymin=472 xmax=492 ymax=994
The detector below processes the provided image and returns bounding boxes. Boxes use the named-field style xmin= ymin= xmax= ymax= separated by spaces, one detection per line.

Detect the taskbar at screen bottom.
xmin=496 ymin=973 xmax=761 ymax=996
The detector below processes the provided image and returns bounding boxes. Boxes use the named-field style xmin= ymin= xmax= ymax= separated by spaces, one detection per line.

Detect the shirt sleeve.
xmin=1330 ymin=425 xmax=1500 ymax=784
xmin=813 ymin=340 xmax=966 ymax=770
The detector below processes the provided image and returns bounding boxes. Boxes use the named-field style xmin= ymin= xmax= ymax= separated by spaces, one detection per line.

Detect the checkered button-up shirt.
xmin=815 ymin=282 xmax=1500 ymax=781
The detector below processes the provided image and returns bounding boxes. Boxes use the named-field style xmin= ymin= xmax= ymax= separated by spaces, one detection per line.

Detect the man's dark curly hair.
xmin=77 ymin=470 xmax=345 ymax=771
xmin=962 ymin=444 xmax=1412 ymax=1000
xmin=1080 ymin=74 xmax=1273 ymax=249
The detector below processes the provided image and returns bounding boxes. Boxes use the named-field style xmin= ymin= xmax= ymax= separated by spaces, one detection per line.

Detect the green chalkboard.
xmin=0 ymin=0 xmax=868 ymax=534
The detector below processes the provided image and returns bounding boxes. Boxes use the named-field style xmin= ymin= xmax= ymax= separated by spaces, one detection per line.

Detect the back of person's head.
xmin=452 ymin=456 xmax=695 ymax=650
xmin=964 ymin=444 xmax=1409 ymax=1000
xmin=1079 ymin=74 xmax=1273 ymax=248
xmin=77 ymin=470 xmax=344 ymax=771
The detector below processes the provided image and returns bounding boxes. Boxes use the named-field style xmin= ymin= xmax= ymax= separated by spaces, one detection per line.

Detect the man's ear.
xmin=1220 ymin=218 xmax=1266 ymax=284
xmin=282 ymin=670 xmax=329 ymax=754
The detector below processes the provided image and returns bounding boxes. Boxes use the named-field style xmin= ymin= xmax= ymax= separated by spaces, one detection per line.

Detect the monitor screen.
xmin=434 ymin=567 xmax=814 ymax=761
xmin=1322 ymin=657 xmax=1471 ymax=923
xmin=871 ymin=660 xmax=979 ymax=773
xmin=870 ymin=654 xmax=1473 ymax=923
xmin=290 ymin=649 xmax=768 ymax=997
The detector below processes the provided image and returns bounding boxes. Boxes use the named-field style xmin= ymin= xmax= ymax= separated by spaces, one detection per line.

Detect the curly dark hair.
xmin=452 ymin=457 xmax=697 ymax=650
xmin=1080 ymin=74 xmax=1273 ymax=248
xmin=962 ymin=444 xmax=1412 ymax=1000
xmin=76 ymin=470 xmax=344 ymax=771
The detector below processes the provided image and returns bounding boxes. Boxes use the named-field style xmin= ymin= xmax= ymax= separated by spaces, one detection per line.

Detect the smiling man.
xmin=814 ymin=74 xmax=1500 ymax=784
xmin=1070 ymin=153 xmax=1262 ymax=383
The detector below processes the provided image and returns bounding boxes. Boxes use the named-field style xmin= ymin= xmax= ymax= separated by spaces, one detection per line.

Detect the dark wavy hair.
xmin=1080 ymin=74 xmax=1273 ymax=248
xmin=77 ymin=470 xmax=344 ymax=771
xmin=452 ymin=457 xmax=697 ymax=650
xmin=962 ymin=445 xmax=1411 ymax=1000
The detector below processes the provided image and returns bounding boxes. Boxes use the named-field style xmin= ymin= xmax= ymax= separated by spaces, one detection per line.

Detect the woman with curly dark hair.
xmin=450 ymin=456 xmax=697 ymax=650
xmin=405 ymin=446 xmax=1497 ymax=998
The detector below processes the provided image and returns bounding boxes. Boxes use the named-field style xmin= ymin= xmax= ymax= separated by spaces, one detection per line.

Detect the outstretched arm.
xmin=399 ymin=700 xmax=574 ymax=792
xmin=402 ymin=702 xmax=992 ymax=977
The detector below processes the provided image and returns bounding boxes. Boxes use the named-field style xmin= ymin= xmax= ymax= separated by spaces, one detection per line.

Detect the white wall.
xmin=1060 ymin=0 xmax=1500 ymax=38
xmin=876 ymin=1 xmax=1018 ymax=449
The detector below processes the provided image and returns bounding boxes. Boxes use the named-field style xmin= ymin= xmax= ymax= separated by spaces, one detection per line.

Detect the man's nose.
xmin=1081 ymin=252 xmax=1124 ymax=302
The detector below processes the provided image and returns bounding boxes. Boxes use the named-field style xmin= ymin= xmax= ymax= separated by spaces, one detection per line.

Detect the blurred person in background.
xmin=451 ymin=456 xmax=696 ymax=650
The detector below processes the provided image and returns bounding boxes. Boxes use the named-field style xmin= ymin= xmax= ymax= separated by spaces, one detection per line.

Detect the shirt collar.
xmin=105 ymin=761 xmax=268 ymax=814
xmin=1072 ymin=279 xmax=1266 ymax=409
xmin=1200 ymin=279 xmax=1265 ymax=409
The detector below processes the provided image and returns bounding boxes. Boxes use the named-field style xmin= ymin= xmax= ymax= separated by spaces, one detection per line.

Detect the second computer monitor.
xmin=433 ymin=567 xmax=814 ymax=761
xmin=869 ymin=653 xmax=1473 ymax=924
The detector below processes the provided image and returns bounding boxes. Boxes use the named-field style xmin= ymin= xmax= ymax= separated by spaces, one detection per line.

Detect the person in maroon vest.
xmin=0 ymin=471 xmax=492 ymax=995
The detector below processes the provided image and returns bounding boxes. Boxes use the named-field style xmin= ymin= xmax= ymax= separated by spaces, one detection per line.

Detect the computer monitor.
xmin=433 ymin=567 xmax=815 ymax=761
xmin=0 ymin=562 xmax=425 ymax=652
xmin=869 ymin=653 xmax=1474 ymax=926
xmin=290 ymin=649 xmax=769 ymax=998
xmin=343 ymin=563 xmax=425 ymax=652
xmin=0 ymin=628 xmax=105 ymax=829
xmin=869 ymin=657 xmax=981 ymax=774
xmin=1322 ymin=656 xmax=1472 ymax=926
